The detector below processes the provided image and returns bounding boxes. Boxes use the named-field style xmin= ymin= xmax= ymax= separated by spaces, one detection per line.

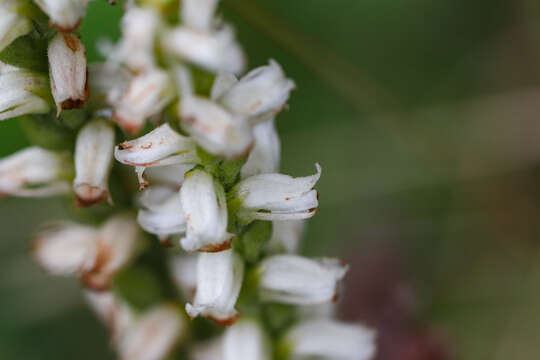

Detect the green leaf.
xmin=0 ymin=34 xmax=48 ymax=73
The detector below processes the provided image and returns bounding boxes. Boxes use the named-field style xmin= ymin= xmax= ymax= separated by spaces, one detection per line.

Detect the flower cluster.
xmin=0 ymin=1 xmax=376 ymax=359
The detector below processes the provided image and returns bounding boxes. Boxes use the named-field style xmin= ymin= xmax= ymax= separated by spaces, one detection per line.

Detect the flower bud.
xmin=118 ymin=304 xmax=186 ymax=360
xmin=34 ymin=0 xmax=92 ymax=31
xmin=162 ymin=25 xmax=245 ymax=75
xmin=181 ymin=0 xmax=218 ymax=31
xmin=258 ymin=255 xmax=348 ymax=305
xmin=179 ymin=168 xmax=233 ymax=252
xmin=137 ymin=185 xmax=186 ymax=240
xmin=284 ymin=319 xmax=376 ymax=360
xmin=114 ymin=123 xmax=199 ymax=187
xmin=240 ymin=118 xmax=280 ymax=179
xmin=231 ymin=164 xmax=321 ymax=224
xmin=82 ymin=215 xmax=142 ymax=290
xmin=186 ymin=249 xmax=244 ymax=325
xmin=33 ymin=222 xmax=98 ymax=275
xmin=48 ymin=32 xmax=88 ymax=114
xmin=73 ymin=118 xmax=114 ymax=206
xmin=224 ymin=320 xmax=270 ymax=360
xmin=218 ymin=60 xmax=295 ymax=120
xmin=0 ymin=62 xmax=51 ymax=121
xmin=0 ymin=146 xmax=71 ymax=197
xmin=179 ymin=95 xmax=253 ymax=159
xmin=169 ymin=254 xmax=198 ymax=299
xmin=267 ymin=220 xmax=305 ymax=254
xmin=113 ymin=69 xmax=174 ymax=135
xmin=0 ymin=0 xmax=32 ymax=53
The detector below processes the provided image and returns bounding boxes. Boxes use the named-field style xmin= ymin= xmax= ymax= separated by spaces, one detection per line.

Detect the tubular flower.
xmin=0 ymin=146 xmax=71 ymax=197
xmin=114 ymin=123 xmax=199 ymax=187
xmin=223 ymin=320 xmax=270 ymax=360
xmin=186 ymin=249 xmax=244 ymax=325
xmin=73 ymin=118 xmax=115 ymax=207
xmin=34 ymin=0 xmax=92 ymax=31
xmin=137 ymin=185 xmax=186 ymax=240
xmin=0 ymin=0 xmax=32 ymax=53
xmin=0 ymin=62 xmax=51 ymax=121
xmin=179 ymin=168 xmax=233 ymax=252
xmin=181 ymin=0 xmax=218 ymax=31
xmin=48 ymin=32 xmax=88 ymax=113
xmin=118 ymin=304 xmax=186 ymax=360
xmin=230 ymin=164 xmax=321 ymax=224
xmin=284 ymin=319 xmax=376 ymax=360
xmin=169 ymin=254 xmax=198 ymax=299
xmin=218 ymin=60 xmax=295 ymax=120
xmin=113 ymin=69 xmax=175 ymax=135
xmin=257 ymin=255 xmax=348 ymax=305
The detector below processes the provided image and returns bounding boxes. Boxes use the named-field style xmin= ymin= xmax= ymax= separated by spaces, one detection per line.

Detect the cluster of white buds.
xmin=0 ymin=1 xmax=376 ymax=359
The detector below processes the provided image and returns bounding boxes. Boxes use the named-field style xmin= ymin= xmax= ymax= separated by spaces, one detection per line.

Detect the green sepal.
xmin=0 ymin=33 xmax=48 ymax=73
xmin=262 ymin=303 xmax=297 ymax=338
xmin=236 ymin=265 xmax=262 ymax=313
xmin=219 ymin=157 xmax=247 ymax=190
xmin=233 ymin=220 xmax=272 ymax=264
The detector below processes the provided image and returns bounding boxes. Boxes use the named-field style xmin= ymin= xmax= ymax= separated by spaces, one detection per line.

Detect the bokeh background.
xmin=1 ymin=0 xmax=540 ymax=359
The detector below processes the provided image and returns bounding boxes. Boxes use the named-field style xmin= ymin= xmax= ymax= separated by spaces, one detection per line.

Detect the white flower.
xmin=34 ymin=0 xmax=92 ymax=31
xmin=0 ymin=146 xmax=71 ymax=197
xmin=137 ymin=185 xmax=186 ymax=240
xmin=224 ymin=320 xmax=270 ymax=360
xmin=231 ymin=164 xmax=321 ymax=223
xmin=0 ymin=0 xmax=32 ymax=53
xmin=113 ymin=69 xmax=175 ymax=135
xmin=284 ymin=319 xmax=376 ymax=360
xmin=118 ymin=304 xmax=186 ymax=360
xmin=73 ymin=118 xmax=115 ymax=206
xmin=258 ymin=255 xmax=348 ymax=305
xmin=267 ymin=220 xmax=305 ymax=254
xmin=33 ymin=222 xmax=98 ymax=275
xmin=181 ymin=0 xmax=218 ymax=31
xmin=169 ymin=254 xmax=198 ymax=299
xmin=186 ymin=250 xmax=244 ymax=325
xmin=48 ymin=32 xmax=88 ymax=114
xmin=179 ymin=168 xmax=233 ymax=252
xmin=114 ymin=123 xmax=199 ymax=187
xmin=82 ymin=215 xmax=142 ymax=290
xmin=0 ymin=62 xmax=51 ymax=121
xmin=144 ymin=164 xmax=194 ymax=188
xmin=112 ymin=7 xmax=161 ymax=72
xmin=84 ymin=290 xmax=135 ymax=345
xmin=240 ymin=118 xmax=280 ymax=179
xmin=179 ymin=95 xmax=253 ymax=158
xmin=218 ymin=60 xmax=295 ymax=120
xmin=162 ymin=24 xmax=245 ymax=75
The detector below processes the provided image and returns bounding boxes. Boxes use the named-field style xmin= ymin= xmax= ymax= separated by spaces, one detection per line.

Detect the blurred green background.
xmin=2 ymin=0 xmax=540 ymax=359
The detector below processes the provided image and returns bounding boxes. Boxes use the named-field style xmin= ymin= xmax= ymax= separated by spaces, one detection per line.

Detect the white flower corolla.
xmin=88 ymin=63 xmax=130 ymax=109
xmin=137 ymin=185 xmax=186 ymax=240
xmin=84 ymin=290 xmax=135 ymax=345
xmin=48 ymin=32 xmax=88 ymax=113
xmin=231 ymin=164 xmax=321 ymax=224
xmin=113 ymin=69 xmax=175 ymax=135
xmin=181 ymin=0 xmax=218 ymax=31
xmin=73 ymin=118 xmax=115 ymax=206
xmin=0 ymin=62 xmax=51 ymax=121
xmin=162 ymin=24 xmax=245 ymax=75
xmin=33 ymin=222 xmax=98 ymax=275
xmin=118 ymin=304 xmax=186 ymax=360
xmin=82 ymin=215 xmax=142 ymax=290
xmin=113 ymin=6 xmax=161 ymax=72
xmin=218 ymin=60 xmax=295 ymax=120
xmin=179 ymin=168 xmax=233 ymax=252
xmin=267 ymin=220 xmax=305 ymax=254
xmin=0 ymin=0 xmax=32 ymax=53
xmin=186 ymin=250 xmax=244 ymax=325
xmin=169 ymin=254 xmax=198 ymax=298
xmin=34 ymin=0 xmax=92 ymax=31
xmin=240 ymin=118 xmax=280 ymax=179
xmin=0 ymin=146 xmax=71 ymax=197
xmin=144 ymin=164 xmax=194 ymax=188
xmin=224 ymin=320 xmax=270 ymax=360
xmin=114 ymin=123 xmax=199 ymax=187
xmin=258 ymin=255 xmax=348 ymax=305
xmin=179 ymin=95 xmax=253 ymax=159
xmin=284 ymin=319 xmax=376 ymax=360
